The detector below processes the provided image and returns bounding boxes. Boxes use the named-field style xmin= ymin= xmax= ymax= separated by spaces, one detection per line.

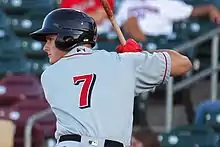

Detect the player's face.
xmin=43 ymin=35 xmax=66 ymax=64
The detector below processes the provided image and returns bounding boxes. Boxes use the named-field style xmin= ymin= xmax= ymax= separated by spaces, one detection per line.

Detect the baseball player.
xmin=30 ymin=8 xmax=192 ymax=147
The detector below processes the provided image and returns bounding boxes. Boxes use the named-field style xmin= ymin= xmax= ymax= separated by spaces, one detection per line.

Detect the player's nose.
xmin=43 ymin=43 xmax=49 ymax=52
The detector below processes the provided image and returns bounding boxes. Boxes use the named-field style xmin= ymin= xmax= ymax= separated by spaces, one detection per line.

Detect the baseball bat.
xmin=100 ymin=0 xmax=126 ymax=45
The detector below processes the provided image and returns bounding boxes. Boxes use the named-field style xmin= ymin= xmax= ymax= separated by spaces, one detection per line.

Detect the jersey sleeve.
xmin=117 ymin=52 xmax=147 ymax=71
xmin=158 ymin=0 xmax=193 ymax=21
xmin=134 ymin=51 xmax=171 ymax=95
xmin=118 ymin=51 xmax=171 ymax=95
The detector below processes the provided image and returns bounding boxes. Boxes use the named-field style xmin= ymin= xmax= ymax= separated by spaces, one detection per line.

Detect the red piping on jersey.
xmin=161 ymin=52 xmax=168 ymax=84
xmin=63 ymin=53 xmax=92 ymax=58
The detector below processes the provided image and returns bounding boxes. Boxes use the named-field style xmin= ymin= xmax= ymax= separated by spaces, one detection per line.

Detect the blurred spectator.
xmin=115 ymin=0 xmax=220 ymax=126
xmin=115 ymin=0 xmax=220 ymax=42
xmin=60 ymin=0 xmax=114 ymax=34
xmin=131 ymin=127 xmax=160 ymax=147
xmin=195 ymin=100 xmax=220 ymax=125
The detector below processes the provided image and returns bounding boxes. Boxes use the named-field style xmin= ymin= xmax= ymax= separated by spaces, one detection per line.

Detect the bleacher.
xmin=0 ymin=0 xmax=219 ymax=147
xmin=0 ymin=1 xmax=58 ymax=147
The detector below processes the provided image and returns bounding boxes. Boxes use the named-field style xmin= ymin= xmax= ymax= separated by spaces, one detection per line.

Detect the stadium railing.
xmin=165 ymin=27 xmax=220 ymax=132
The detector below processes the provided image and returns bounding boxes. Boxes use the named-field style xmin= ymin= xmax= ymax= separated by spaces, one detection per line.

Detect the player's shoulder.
xmin=40 ymin=67 xmax=52 ymax=84
xmin=118 ymin=52 xmax=146 ymax=60
xmin=93 ymin=49 xmax=116 ymax=54
xmin=40 ymin=63 xmax=58 ymax=83
xmin=93 ymin=49 xmax=119 ymax=58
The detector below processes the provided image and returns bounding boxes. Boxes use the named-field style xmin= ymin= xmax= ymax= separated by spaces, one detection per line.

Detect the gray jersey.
xmin=41 ymin=46 xmax=171 ymax=146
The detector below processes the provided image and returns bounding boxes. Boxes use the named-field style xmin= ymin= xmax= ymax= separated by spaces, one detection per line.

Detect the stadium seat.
xmin=0 ymin=26 xmax=21 ymax=51
xmin=202 ymin=106 xmax=220 ymax=147
xmin=14 ymin=122 xmax=44 ymax=147
xmin=0 ymin=0 xmax=57 ymax=14
xmin=159 ymin=124 xmax=219 ymax=147
xmin=0 ymin=74 xmax=44 ymax=106
xmin=159 ymin=34 xmax=187 ymax=48
xmin=140 ymin=36 xmax=159 ymax=51
xmin=12 ymin=99 xmax=56 ymax=139
xmin=0 ymin=107 xmax=44 ymax=147
xmin=194 ymin=100 xmax=220 ymax=125
xmin=143 ymin=34 xmax=188 ymax=51
xmin=27 ymin=58 xmax=50 ymax=76
xmin=97 ymin=31 xmax=118 ymax=41
xmin=20 ymin=37 xmax=45 ymax=58
xmin=202 ymin=108 xmax=220 ymax=132
xmin=8 ymin=11 xmax=47 ymax=36
xmin=183 ymin=0 xmax=213 ymax=5
xmin=0 ymin=9 xmax=10 ymax=28
xmin=0 ymin=27 xmax=25 ymax=73
xmin=173 ymin=21 xmax=190 ymax=38
xmin=193 ymin=38 xmax=220 ymax=72
xmin=0 ymin=54 xmax=30 ymax=77
xmin=95 ymin=39 xmax=120 ymax=52
xmin=185 ymin=19 xmax=217 ymax=39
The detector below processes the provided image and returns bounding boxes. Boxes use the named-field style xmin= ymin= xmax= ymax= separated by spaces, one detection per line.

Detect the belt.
xmin=59 ymin=134 xmax=124 ymax=147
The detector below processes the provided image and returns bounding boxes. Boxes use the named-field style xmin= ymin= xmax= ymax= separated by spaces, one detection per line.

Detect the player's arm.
xmin=190 ymin=4 xmax=215 ymax=17
xmin=160 ymin=0 xmax=220 ymax=23
xmin=149 ymin=49 xmax=192 ymax=76
xmin=117 ymin=39 xmax=192 ymax=94
xmin=117 ymin=39 xmax=192 ymax=76
xmin=190 ymin=4 xmax=220 ymax=23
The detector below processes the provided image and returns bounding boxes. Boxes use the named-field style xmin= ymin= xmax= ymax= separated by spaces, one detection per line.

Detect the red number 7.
xmin=73 ymin=73 xmax=96 ymax=109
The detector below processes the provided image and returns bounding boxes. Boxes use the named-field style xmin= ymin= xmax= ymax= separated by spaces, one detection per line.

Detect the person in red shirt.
xmin=60 ymin=0 xmax=114 ymax=25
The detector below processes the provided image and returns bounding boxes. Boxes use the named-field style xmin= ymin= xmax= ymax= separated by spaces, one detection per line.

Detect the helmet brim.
xmin=30 ymin=28 xmax=57 ymax=41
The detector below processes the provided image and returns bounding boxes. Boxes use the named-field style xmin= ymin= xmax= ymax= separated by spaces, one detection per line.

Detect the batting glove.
xmin=116 ymin=38 xmax=143 ymax=53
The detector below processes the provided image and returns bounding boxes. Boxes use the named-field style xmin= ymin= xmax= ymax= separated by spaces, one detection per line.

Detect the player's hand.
xmin=209 ymin=6 xmax=220 ymax=24
xmin=116 ymin=38 xmax=143 ymax=53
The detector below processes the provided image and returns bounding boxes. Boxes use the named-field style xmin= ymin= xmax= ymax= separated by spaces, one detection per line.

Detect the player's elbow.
xmin=170 ymin=52 xmax=192 ymax=76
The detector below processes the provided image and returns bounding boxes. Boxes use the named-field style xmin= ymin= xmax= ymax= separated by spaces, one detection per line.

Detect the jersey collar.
xmin=63 ymin=46 xmax=93 ymax=58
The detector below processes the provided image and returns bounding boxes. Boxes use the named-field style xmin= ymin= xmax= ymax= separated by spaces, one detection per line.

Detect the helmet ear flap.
xmin=55 ymin=30 xmax=96 ymax=51
xmin=77 ymin=31 xmax=97 ymax=47
xmin=55 ymin=32 xmax=79 ymax=51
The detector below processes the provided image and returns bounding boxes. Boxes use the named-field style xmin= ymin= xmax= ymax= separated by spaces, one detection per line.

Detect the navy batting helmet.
xmin=30 ymin=8 xmax=97 ymax=51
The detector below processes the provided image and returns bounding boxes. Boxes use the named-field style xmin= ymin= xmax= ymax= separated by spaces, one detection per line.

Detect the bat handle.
xmin=109 ymin=17 xmax=126 ymax=45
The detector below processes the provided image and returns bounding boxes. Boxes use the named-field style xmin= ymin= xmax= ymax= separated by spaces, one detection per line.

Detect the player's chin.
xmin=49 ymin=58 xmax=55 ymax=64
xmin=49 ymin=57 xmax=59 ymax=64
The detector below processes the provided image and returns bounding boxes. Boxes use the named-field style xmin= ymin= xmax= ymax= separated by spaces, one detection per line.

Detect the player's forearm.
xmin=148 ymin=49 xmax=192 ymax=76
xmin=190 ymin=4 xmax=215 ymax=17
xmin=166 ymin=50 xmax=192 ymax=76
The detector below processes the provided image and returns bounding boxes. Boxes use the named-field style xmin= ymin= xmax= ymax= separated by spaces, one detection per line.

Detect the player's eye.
xmin=46 ymin=37 xmax=53 ymax=42
xmin=46 ymin=35 xmax=57 ymax=43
